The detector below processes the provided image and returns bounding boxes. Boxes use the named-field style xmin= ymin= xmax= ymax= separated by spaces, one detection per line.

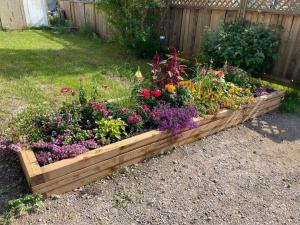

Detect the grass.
xmin=262 ymin=80 xmax=300 ymax=117
xmin=0 ymin=29 xmax=147 ymax=129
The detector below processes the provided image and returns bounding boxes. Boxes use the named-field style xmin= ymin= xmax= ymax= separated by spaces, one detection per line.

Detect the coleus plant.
xmin=151 ymin=47 xmax=188 ymax=87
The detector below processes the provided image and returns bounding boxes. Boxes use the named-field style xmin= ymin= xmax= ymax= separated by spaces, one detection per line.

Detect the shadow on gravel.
xmin=245 ymin=111 xmax=300 ymax=143
xmin=0 ymin=151 xmax=29 ymax=213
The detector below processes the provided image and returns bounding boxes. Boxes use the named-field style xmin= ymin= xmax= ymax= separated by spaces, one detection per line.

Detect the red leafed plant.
xmin=151 ymin=47 xmax=188 ymax=88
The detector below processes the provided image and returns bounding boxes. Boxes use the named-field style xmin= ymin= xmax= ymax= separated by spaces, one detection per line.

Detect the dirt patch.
xmin=2 ymin=111 xmax=300 ymax=225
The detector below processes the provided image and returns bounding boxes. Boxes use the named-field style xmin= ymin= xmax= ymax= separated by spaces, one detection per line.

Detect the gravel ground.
xmin=1 ymin=111 xmax=300 ymax=225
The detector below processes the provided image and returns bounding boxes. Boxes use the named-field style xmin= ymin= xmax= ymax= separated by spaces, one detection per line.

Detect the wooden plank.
xmin=225 ymin=10 xmax=237 ymax=23
xmin=0 ymin=0 xmax=26 ymax=29
xmin=272 ymin=15 xmax=294 ymax=79
xmin=193 ymin=9 xmax=211 ymax=56
xmin=84 ymin=3 xmax=95 ymax=29
xmin=282 ymin=16 xmax=300 ymax=81
xmin=210 ymin=10 xmax=226 ymax=31
xmin=180 ymin=8 xmax=191 ymax=53
xmin=73 ymin=2 xmax=85 ymax=27
xmin=185 ymin=9 xmax=198 ymax=56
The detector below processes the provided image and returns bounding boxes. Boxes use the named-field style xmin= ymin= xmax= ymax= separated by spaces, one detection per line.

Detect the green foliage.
xmin=8 ymin=104 xmax=52 ymax=142
xmin=114 ymin=190 xmax=137 ymax=208
xmin=94 ymin=117 xmax=127 ymax=144
xmin=224 ymin=66 xmax=250 ymax=88
xmin=0 ymin=194 xmax=43 ymax=225
xmin=96 ymin=0 xmax=166 ymax=57
xmin=201 ymin=19 xmax=281 ymax=75
xmin=78 ymin=23 xmax=94 ymax=38
xmin=49 ymin=16 xmax=71 ymax=27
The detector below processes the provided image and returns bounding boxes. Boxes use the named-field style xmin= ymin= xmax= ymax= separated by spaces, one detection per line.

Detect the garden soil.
xmin=1 ymin=111 xmax=299 ymax=225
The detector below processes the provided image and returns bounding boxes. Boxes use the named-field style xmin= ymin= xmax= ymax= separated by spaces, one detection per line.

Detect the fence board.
xmin=0 ymin=0 xmax=26 ymax=29
xmin=210 ymin=10 xmax=226 ymax=31
xmin=84 ymin=3 xmax=95 ymax=29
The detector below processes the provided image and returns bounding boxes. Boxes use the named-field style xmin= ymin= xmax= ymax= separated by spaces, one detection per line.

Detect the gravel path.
xmin=2 ymin=111 xmax=300 ymax=225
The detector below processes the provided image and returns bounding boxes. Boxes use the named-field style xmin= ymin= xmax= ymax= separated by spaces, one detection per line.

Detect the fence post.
xmin=238 ymin=0 xmax=248 ymax=18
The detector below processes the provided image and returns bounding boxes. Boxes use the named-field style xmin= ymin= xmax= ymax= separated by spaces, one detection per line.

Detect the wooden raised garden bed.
xmin=18 ymin=91 xmax=284 ymax=197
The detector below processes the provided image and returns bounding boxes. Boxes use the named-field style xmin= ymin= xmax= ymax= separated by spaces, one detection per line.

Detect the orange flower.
xmin=165 ymin=84 xmax=176 ymax=93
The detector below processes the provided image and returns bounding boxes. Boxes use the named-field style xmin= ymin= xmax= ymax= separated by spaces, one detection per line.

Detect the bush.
xmin=96 ymin=0 xmax=166 ymax=57
xmin=201 ymin=19 xmax=281 ymax=75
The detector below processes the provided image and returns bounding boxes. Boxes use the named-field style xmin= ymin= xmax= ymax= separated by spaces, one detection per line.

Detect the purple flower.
xmin=154 ymin=104 xmax=197 ymax=135
xmin=254 ymin=87 xmax=276 ymax=97
xmin=81 ymin=139 xmax=98 ymax=149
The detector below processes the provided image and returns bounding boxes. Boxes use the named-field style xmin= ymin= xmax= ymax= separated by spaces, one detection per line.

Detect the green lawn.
xmin=0 ymin=30 xmax=146 ymax=130
xmin=262 ymin=81 xmax=300 ymax=117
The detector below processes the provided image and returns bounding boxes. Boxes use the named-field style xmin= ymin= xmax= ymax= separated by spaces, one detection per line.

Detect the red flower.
xmin=141 ymin=89 xmax=151 ymax=99
xmin=79 ymin=77 xmax=84 ymax=81
xmin=217 ymin=70 xmax=225 ymax=78
xmin=152 ymin=89 xmax=161 ymax=98
xmin=60 ymin=87 xmax=69 ymax=94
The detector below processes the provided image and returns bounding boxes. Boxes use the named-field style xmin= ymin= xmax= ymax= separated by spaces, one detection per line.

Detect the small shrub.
xmin=201 ymin=19 xmax=281 ymax=75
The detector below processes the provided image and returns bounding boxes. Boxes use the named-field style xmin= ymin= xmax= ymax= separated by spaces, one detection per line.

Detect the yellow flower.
xmin=135 ymin=66 xmax=143 ymax=78
xmin=165 ymin=84 xmax=176 ymax=93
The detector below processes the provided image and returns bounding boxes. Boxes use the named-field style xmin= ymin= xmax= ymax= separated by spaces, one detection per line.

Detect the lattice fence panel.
xmin=247 ymin=0 xmax=300 ymax=13
xmin=170 ymin=0 xmax=241 ymax=9
xmin=170 ymin=0 xmax=300 ymax=13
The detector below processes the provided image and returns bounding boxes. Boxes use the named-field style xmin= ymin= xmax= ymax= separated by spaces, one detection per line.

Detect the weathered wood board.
xmin=18 ymin=91 xmax=284 ymax=197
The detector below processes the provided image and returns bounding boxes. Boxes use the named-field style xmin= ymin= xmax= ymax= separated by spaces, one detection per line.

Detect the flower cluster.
xmin=154 ymin=104 xmax=197 ymax=135
xmin=141 ymin=89 xmax=161 ymax=99
xmin=0 ymin=136 xmax=21 ymax=153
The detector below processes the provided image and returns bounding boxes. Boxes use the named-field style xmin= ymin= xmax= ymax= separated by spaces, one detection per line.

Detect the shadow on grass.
xmin=245 ymin=111 xmax=300 ymax=143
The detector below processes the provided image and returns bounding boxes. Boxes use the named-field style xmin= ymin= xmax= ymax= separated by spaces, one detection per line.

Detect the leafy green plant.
xmin=114 ymin=190 xmax=137 ymax=208
xmin=94 ymin=117 xmax=127 ymax=144
xmin=8 ymin=104 xmax=53 ymax=142
xmin=201 ymin=19 xmax=281 ymax=75
xmin=224 ymin=66 xmax=250 ymax=88
xmin=96 ymin=0 xmax=166 ymax=57
xmin=0 ymin=194 xmax=43 ymax=225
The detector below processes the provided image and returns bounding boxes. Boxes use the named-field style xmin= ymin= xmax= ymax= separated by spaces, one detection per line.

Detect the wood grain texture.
xmin=18 ymin=92 xmax=284 ymax=196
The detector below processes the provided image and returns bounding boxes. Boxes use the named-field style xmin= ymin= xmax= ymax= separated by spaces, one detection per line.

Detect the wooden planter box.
xmin=18 ymin=91 xmax=284 ymax=197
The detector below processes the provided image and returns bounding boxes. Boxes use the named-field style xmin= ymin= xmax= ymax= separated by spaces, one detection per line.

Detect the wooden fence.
xmin=58 ymin=0 xmax=112 ymax=39
xmin=58 ymin=0 xmax=300 ymax=83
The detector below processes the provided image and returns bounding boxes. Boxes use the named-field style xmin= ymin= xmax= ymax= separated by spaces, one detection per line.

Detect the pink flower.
xmin=152 ymin=89 xmax=161 ymax=98
xmin=127 ymin=117 xmax=134 ymax=123
xmin=200 ymin=68 xmax=206 ymax=76
xmin=142 ymin=105 xmax=151 ymax=113
xmin=217 ymin=70 xmax=225 ymax=78
xmin=141 ymin=89 xmax=151 ymax=99
xmin=60 ymin=87 xmax=69 ymax=94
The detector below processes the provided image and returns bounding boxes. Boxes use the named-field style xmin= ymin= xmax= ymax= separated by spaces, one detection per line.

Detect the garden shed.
xmin=0 ymin=0 xmax=49 ymax=29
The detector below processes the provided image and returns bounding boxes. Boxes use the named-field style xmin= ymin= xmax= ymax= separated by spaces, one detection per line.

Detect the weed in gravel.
xmin=0 ymin=194 xmax=43 ymax=225
xmin=111 ymin=166 xmax=133 ymax=178
xmin=114 ymin=190 xmax=137 ymax=208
